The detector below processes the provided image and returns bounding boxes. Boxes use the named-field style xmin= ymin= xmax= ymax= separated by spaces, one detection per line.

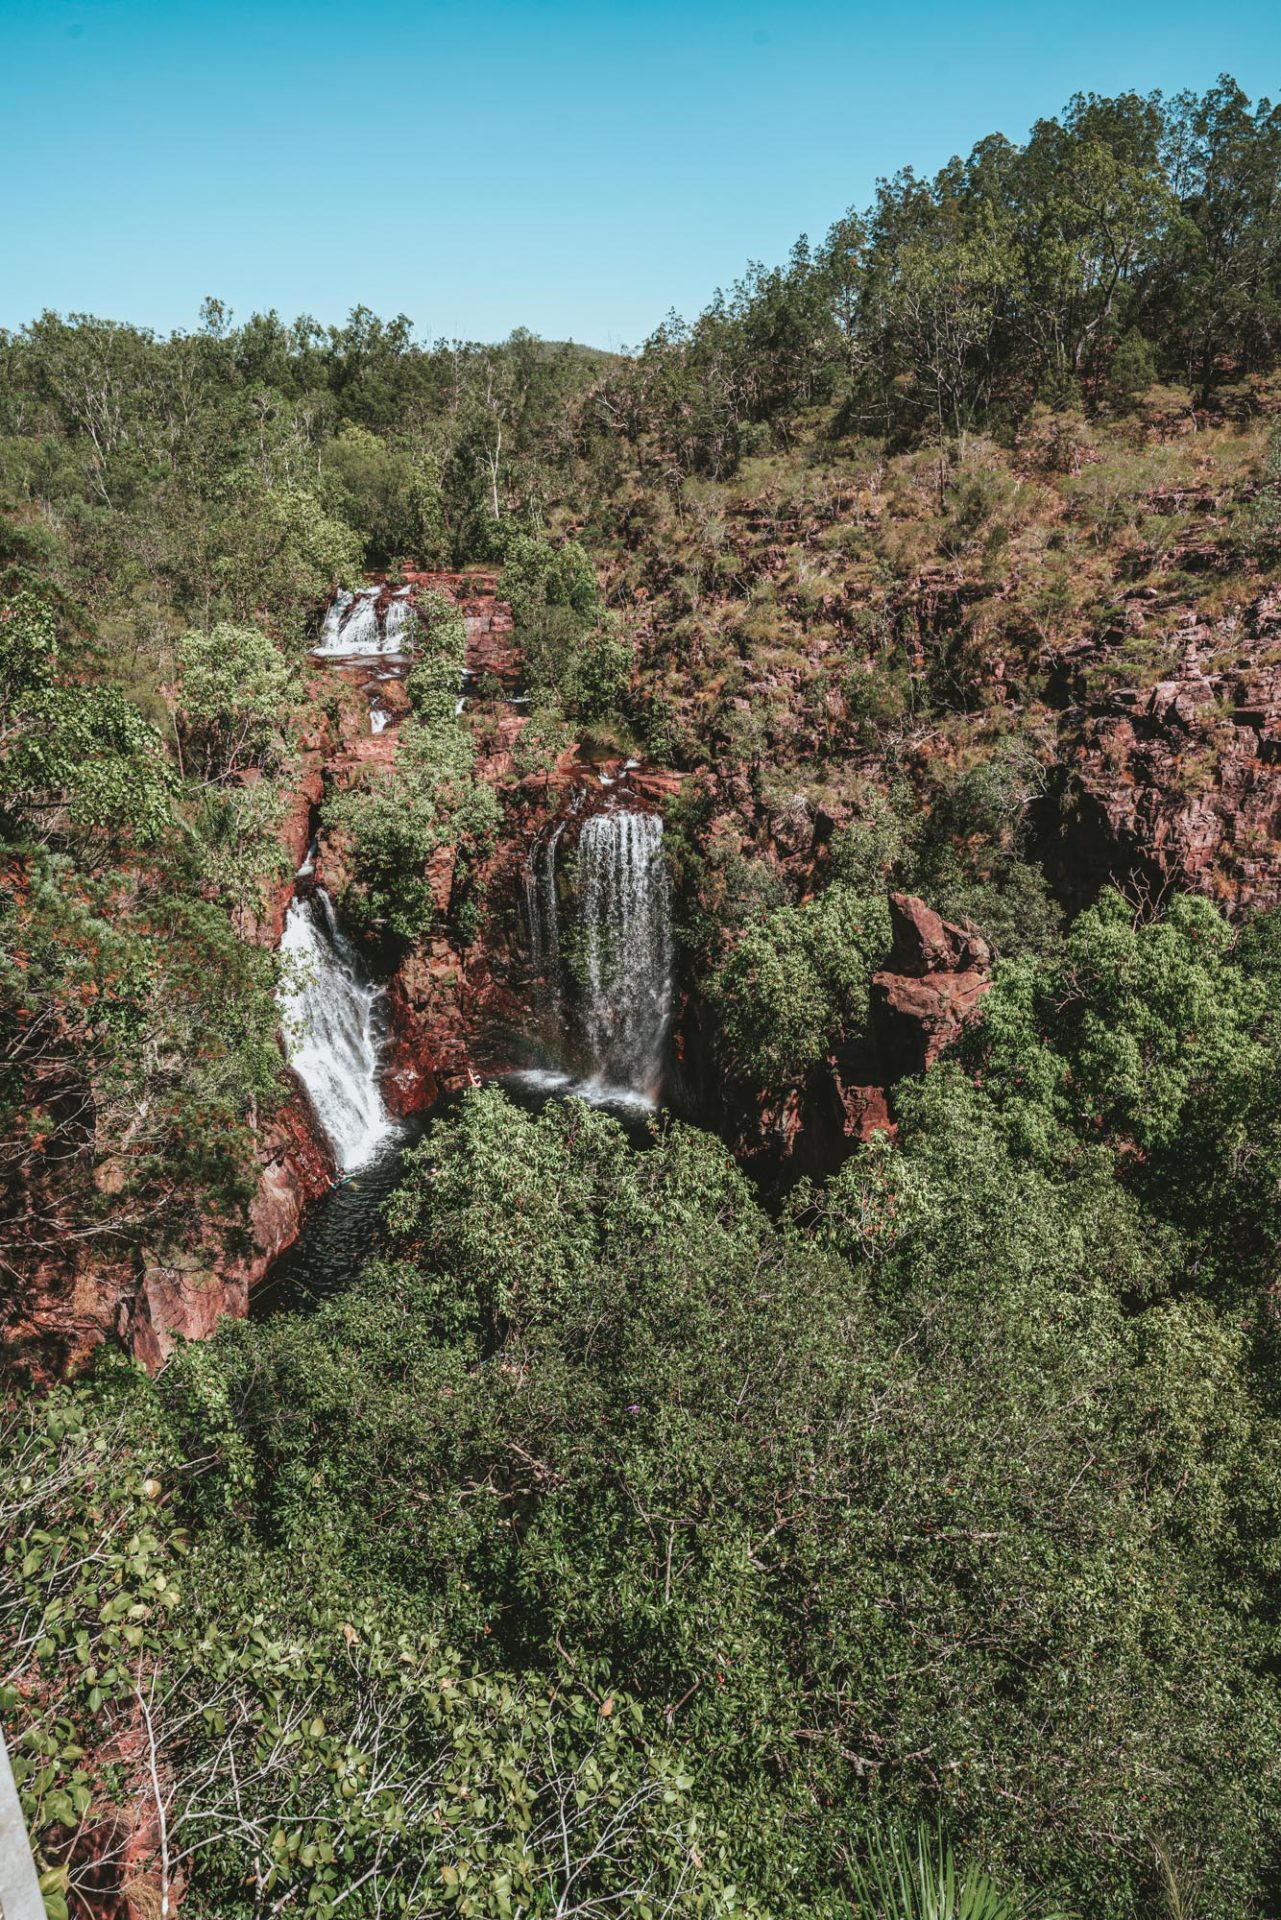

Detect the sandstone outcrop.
xmin=400 ymin=568 xmax=519 ymax=685
xmin=676 ymin=892 xmax=992 ymax=1184
xmin=1037 ymin=591 xmax=1281 ymax=913
xmin=4 ymin=1091 xmax=333 ymax=1380
xmin=871 ymin=893 xmax=992 ymax=1081
xmin=128 ymin=1096 xmax=334 ymax=1372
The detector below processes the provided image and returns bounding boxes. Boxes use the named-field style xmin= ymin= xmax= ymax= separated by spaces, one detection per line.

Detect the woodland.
xmin=4 ymin=77 xmax=1281 ymax=1920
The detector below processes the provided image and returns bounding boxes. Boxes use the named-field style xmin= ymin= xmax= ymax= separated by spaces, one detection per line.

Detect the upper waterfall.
xmin=522 ymin=807 xmax=672 ymax=1109
xmin=278 ymin=888 xmax=396 ymax=1171
xmin=314 ymin=585 xmax=416 ymax=657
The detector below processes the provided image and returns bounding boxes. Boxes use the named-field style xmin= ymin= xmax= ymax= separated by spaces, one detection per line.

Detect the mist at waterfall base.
xmin=259 ymin=807 xmax=674 ymax=1315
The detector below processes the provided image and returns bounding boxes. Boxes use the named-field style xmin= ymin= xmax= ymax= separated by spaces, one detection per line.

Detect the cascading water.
xmin=522 ymin=808 xmax=673 ymax=1109
xmin=382 ymin=592 xmax=416 ymax=651
xmin=314 ymin=586 xmax=416 ymax=657
xmin=524 ymin=817 xmax=566 ymax=979
xmin=576 ymin=812 xmax=673 ymax=1095
xmin=278 ymin=888 xmax=396 ymax=1171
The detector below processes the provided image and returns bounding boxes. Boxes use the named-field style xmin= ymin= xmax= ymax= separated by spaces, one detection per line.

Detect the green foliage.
xmin=3 ymin=681 xmax=176 ymax=844
xmin=0 ymin=856 xmax=283 ymax=1281
xmin=176 ymin=620 xmax=296 ymax=784
xmin=499 ymin=528 xmax=600 ymax=628
xmin=321 ymin=423 xmax=449 ymax=566
xmin=510 ymin=703 xmax=576 ymax=780
xmin=0 ymin=1375 xmax=747 ymax=1920
xmin=211 ymin=484 xmax=363 ymax=622
xmin=405 ymin=588 xmax=468 ymax=718
xmin=561 ymin=610 xmax=634 ymax=720
xmin=970 ymin=888 xmax=1281 ymax=1299
xmin=498 ymin=529 xmax=632 ymax=719
xmin=0 ymin=579 xmax=176 ymax=848
xmin=823 ymin=790 xmax=908 ymax=893
xmin=187 ymin=777 xmax=295 ymax=921
xmin=98 ymin=1073 xmax=1281 ymax=1918
xmin=711 ymin=884 xmax=891 ymax=1085
xmin=384 ymin=1086 xmax=652 ymax=1340
xmin=0 ymin=583 xmax=59 ymax=709
xmin=902 ymin=748 xmax=1063 ymax=960
xmin=846 ymin=1824 xmax=1067 ymax=1920
xmin=330 ymin=701 xmax=499 ymax=941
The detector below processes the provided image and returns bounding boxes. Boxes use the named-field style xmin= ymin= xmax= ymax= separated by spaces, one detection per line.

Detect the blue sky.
xmin=2 ymin=0 xmax=1278 ymax=349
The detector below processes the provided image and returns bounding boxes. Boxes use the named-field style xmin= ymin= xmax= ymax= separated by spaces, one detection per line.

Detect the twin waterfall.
xmin=278 ymin=888 xmax=395 ymax=1172
xmin=278 ymin=800 xmax=672 ymax=1183
xmin=524 ymin=808 xmax=674 ymax=1109
xmin=275 ymin=582 xmax=675 ymax=1283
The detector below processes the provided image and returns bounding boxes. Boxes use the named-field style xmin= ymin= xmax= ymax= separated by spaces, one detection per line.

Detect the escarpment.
xmin=12 ymin=415 xmax=1281 ymax=1376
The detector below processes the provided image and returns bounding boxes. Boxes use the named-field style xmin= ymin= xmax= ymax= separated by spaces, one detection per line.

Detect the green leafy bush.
xmin=1 ymin=581 xmax=175 ymax=847
xmin=330 ymin=705 xmax=498 ymax=941
xmin=176 ymin=620 xmax=296 ymax=784
xmin=711 ymin=883 xmax=891 ymax=1085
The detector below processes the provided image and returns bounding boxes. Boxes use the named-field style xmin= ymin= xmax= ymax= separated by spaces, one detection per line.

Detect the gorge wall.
xmin=14 ymin=465 xmax=1281 ymax=1378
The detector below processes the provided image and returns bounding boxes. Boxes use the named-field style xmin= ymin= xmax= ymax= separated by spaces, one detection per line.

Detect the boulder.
xmin=871 ymin=894 xmax=991 ymax=1081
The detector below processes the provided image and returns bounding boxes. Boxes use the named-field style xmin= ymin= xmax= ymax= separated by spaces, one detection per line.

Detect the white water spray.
xmin=576 ymin=812 xmax=673 ymax=1098
xmin=523 ymin=809 xmax=672 ymax=1107
xmin=314 ymin=586 xmax=416 ymax=657
xmin=279 ymin=889 xmax=396 ymax=1171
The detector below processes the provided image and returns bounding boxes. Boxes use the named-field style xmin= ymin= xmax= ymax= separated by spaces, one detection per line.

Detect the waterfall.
xmin=278 ymin=888 xmax=395 ymax=1171
xmin=524 ymin=817 xmax=566 ymax=978
xmin=314 ymin=586 xmax=416 ymax=657
xmin=523 ymin=809 xmax=672 ymax=1108
xmin=576 ymin=812 xmax=673 ymax=1097
xmin=382 ymin=591 xmax=417 ymax=651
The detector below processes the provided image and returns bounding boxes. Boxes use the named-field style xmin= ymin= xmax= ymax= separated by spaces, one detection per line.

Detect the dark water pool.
xmin=250 ymin=1120 xmax=426 ymax=1316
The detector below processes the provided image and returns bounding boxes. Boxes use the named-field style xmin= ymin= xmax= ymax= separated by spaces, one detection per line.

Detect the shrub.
xmin=711 ymin=883 xmax=891 ymax=1085
xmin=176 ymin=621 xmax=295 ymax=784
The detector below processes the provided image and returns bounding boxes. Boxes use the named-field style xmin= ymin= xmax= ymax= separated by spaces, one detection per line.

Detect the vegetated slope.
xmin=4 ymin=76 xmax=1281 ymax=1920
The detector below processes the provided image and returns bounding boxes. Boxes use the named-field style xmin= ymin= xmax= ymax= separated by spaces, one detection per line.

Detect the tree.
xmin=1158 ymin=78 xmax=1281 ymax=399
xmin=175 ymin=621 xmax=295 ymax=784
xmin=321 ymin=424 xmax=448 ymax=566
xmin=1015 ymin=93 xmax=1173 ymax=399
xmin=711 ymin=885 xmax=890 ymax=1087
xmin=970 ymin=888 xmax=1281 ymax=1300
xmin=0 ymin=582 xmax=175 ymax=848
